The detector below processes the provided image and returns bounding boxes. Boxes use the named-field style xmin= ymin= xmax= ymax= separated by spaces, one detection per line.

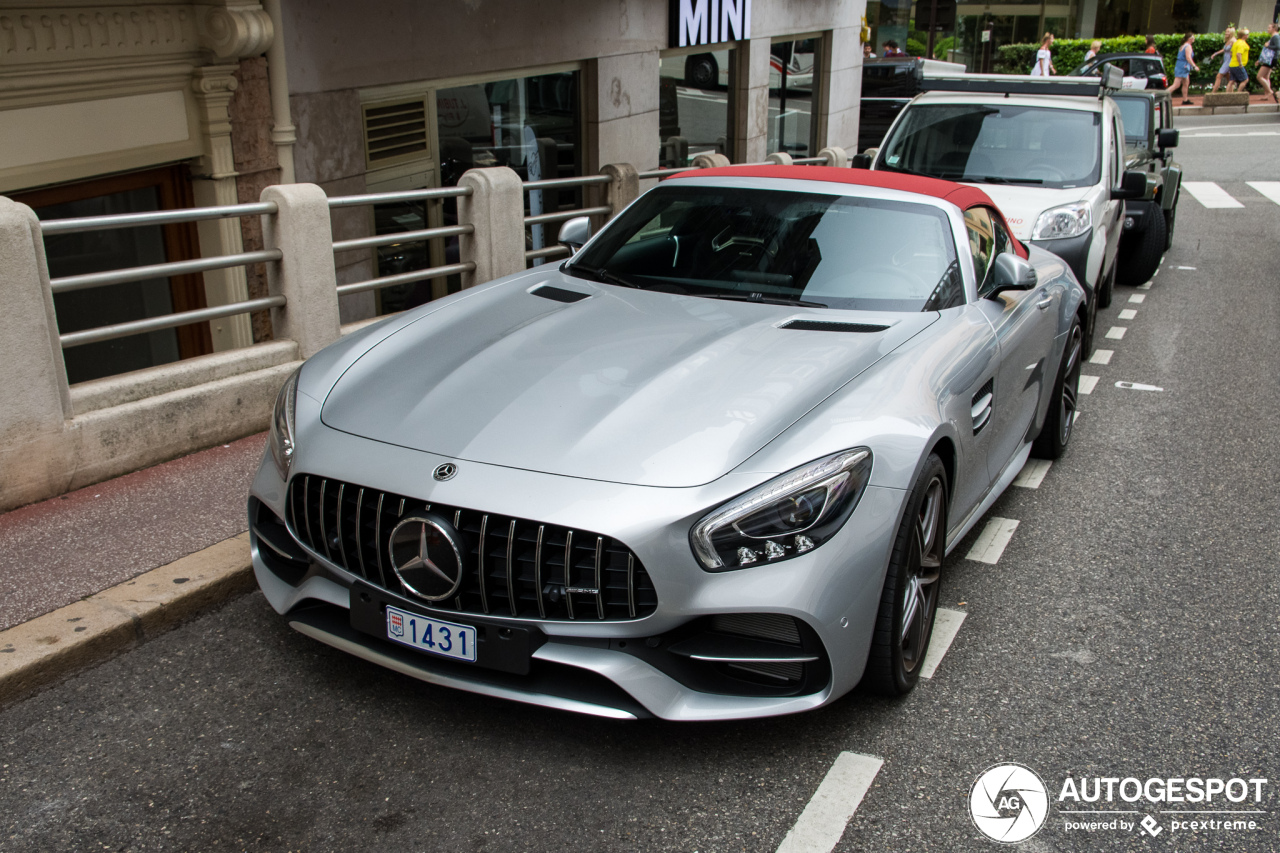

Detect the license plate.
xmin=384 ymin=606 xmax=477 ymax=663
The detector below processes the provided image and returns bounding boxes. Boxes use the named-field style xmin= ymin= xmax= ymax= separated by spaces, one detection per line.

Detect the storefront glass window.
xmin=767 ymin=39 xmax=818 ymax=157
xmin=658 ymin=48 xmax=735 ymax=167
xmin=373 ymin=70 xmax=582 ymax=314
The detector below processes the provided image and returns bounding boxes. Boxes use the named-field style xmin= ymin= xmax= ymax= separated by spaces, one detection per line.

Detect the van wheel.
xmin=1117 ymin=202 xmax=1166 ymax=286
xmin=686 ymin=54 xmax=718 ymax=88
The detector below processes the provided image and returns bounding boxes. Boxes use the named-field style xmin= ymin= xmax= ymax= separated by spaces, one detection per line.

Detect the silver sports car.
xmin=248 ymin=166 xmax=1085 ymax=721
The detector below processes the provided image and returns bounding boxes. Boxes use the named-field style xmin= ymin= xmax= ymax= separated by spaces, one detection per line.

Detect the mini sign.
xmin=670 ymin=0 xmax=752 ymax=48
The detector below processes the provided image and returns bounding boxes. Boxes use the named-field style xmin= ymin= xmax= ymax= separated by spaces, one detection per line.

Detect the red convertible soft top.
xmin=669 ymin=165 xmax=1028 ymax=257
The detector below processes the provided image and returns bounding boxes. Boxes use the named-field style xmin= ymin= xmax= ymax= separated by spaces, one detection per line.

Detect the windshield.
xmin=567 ymin=185 xmax=963 ymax=313
xmin=878 ymin=104 xmax=1102 ymax=189
xmin=1112 ymin=97 xmax=1150 ymax=145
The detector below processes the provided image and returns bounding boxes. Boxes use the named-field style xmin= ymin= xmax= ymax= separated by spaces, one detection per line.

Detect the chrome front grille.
xmin=287 ymin=475 xmax=657 ymax=622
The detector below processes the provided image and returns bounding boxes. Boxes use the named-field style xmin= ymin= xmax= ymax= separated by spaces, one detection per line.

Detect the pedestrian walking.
xmin=1084 ymin=40 xmax=1102 ymax=61
xmin=1167 ymin=32 xmax=1200 ymax=104
xmin=1030 ymin=33 xmax=1055 ymax=76
xmin=1257 ymin=23 xmax=1280 ymax=102
xmin=1226 ymin=27 xmax=1250 ymax=92
xmin=1208 ymin=26 xmax=1236 ymax=93
xmin=1144 ymin=35 xmax=1158 ymax=54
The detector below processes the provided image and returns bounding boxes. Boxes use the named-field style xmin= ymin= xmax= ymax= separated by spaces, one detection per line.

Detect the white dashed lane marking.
xmin=1013 ymin=458 xmax=1052 ymax=489
xmin=1128 ymin=294 xmax=1145 ymax=303
xmin=965 ymin=517 xmax=1019 ymax=564
xmin=1116 ymin=381 xmax=1164 ymax=392
xmin=775 ymin=752 xmax=884 ymax=853
xmin=1090 ymin=348 xmax=1113 ymax=365
xmin=920 ymin=608 xmax=966 ymax=679
xmin=1246 ymin=181 xmax=1280 ymax=206
xmin=1175 ymin=266 xmax=1195 ymax=271
xmin=1078 ymin=375 xmax=1100 ymax=395
xmin=1138 ymin=281 xmax=1152 ymax=290
xmin=1106 ymin=326 xmax=1127 ymax=340
xmin=1118 ymin=308 xmax=1137 ymax=320
xmin=1182 ymin=182 xmax=1245 ymax=209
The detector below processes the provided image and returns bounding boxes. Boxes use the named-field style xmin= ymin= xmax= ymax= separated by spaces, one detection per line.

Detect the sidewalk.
xmin=0 ymin=435 xmax=265 ymax=704
xmin=1172 ymin=91 xmax=1280 ymax=116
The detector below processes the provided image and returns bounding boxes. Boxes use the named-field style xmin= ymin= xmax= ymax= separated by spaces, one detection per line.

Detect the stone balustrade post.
xmin=458 ymin=167 xmax=527 ymax=289
xmin=260 ymin=183 xmax=340 ymax=359
xmin=0 ymin=197 xmax=73 ymax=508
xmin=601 ymin=163 xmax=640 ymax=220
xmin=818 ymin=146 xmax=849 ymax=168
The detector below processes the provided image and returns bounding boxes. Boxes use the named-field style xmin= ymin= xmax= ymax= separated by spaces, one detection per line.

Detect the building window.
xmin=14 ymin=166 xmax=210 ymax=385
xmin=659 ymin=46 xmax=737 ymax=167
xmin=364 ymin=69 xmax=584 ymax=314
xmin=767 ymin=38 xmax=820 ymax=157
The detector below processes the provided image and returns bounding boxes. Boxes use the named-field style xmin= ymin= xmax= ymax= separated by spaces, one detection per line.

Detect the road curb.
xmin=0 ymin=532 xmax=254 ymax=708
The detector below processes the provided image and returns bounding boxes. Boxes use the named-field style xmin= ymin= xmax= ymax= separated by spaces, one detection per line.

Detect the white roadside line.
xmin=920 ymin=608 xmax=966 ymax=679
xmin=1089 ymin=348 xmax=1113 ymax=365
xmin=1138 ymin=281 xmax=1152 ymax=290
xmin=1175 ymin=266 xmax=1195 ymax=271
xmin=965 ymin=517 xmax=1019 ymax=564
xmin=1246 ymin=181 xmax=1280 ymax=206
xmin=1078 ymin=375 xmax=1100 ymax=395
xmin=1118 ymin=308 xmax=1137 ymax=320
xmin=1013 ymin=458 xmax=1051 ymax=489
xmin=1106 ymin=326 xmax=1127 ymax=340
xmin=1128 ymin=294 xmax=1145 ymax=304
xmin=775 ymin=752 xmax=885 ymax=853
xmin=1182 ymin=181 xmax=1244 ymax=209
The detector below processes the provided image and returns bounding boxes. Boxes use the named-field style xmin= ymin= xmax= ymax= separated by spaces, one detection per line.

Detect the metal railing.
xmin=328 ymin=186 xmax=475 ymax=296
xmin=39 ymin=203 xmax=285 ymax=350
xmin=522 ymin=174 xmax=612 ymax=262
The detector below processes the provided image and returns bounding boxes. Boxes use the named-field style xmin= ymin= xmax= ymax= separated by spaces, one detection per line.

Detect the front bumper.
xmin=248 ymin=421 xmax=905 ymax=721
xmin=1030 ymin=231 xmax=1094 ymax=299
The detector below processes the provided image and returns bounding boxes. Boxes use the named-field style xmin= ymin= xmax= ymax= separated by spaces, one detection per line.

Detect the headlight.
xmin=1032 ymin=202 xmax=1092 ymax=240
xmin=268 ymin=368 xmax=300 ymax=481
xmin=690 ymin=449 xmax=873 ymax=571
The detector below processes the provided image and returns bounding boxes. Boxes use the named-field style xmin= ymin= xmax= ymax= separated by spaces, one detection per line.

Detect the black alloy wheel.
xmin=686 ymin=54 xmax=718 ymax=89
xmin=864 ymin=454 xmax=947 ymax=696
xmin=1032 ymin=317 xmax=1083 ymax=459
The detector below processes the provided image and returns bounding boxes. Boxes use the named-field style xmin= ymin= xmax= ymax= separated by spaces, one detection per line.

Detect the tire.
xmin=1031 ymin=317 xmax=1083 ymax=460
xmin=686 ymin=54 xmax=718 ymax=88
xmin=1116 ymin=201 xmax=1166 ymax=286
xmin=863 ymin=454 xmax=947 ymax=696
xmin=1096 ymin=262 xmax=1115 ymax=309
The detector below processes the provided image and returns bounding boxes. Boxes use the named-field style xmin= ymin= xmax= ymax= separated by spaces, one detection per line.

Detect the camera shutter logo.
xmin=969 ymin=763 xmax=1050 ymax=843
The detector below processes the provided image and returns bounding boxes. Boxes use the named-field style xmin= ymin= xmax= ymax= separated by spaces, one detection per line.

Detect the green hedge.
xmin=995 ymin=32 xmax=1271 ymax=90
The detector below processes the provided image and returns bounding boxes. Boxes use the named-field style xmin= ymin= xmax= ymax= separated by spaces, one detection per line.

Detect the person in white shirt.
xmin=1084 ymin=40 xmax=1101 ymax=61
xmin=1030 ymin=33 xmax=1056 ymax=76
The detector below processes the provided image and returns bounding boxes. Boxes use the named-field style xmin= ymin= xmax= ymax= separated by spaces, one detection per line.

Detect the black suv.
xmin=1071 ymin=53 xmax=1169 ymax=90
xmin=1109 ymin=88 xmax=1182 ymax=285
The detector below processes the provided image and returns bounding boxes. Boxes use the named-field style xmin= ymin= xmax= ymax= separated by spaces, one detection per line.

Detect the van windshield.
xmin=878 ymin=104 xmax=1102 ymax=189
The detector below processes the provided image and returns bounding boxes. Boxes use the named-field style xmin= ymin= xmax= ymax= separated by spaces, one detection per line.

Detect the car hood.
xmin=321 ymin=272 xmax=937 ymax=487
xmin=964 ymin=184 xmax=1092 ymax=241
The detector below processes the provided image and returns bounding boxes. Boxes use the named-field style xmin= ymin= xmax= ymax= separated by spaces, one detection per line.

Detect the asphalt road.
xmin=2 ymin=112 xmax=1278 ymax=853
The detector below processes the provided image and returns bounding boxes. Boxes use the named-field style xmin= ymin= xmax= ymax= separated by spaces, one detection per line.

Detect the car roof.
xmin=1089 ymin=52 xmax=1161 ymax=60
xmin=914 ymin=90 xmax=1103 ymax=112
xmin=667 ymin=164 xmax=998 ymax=208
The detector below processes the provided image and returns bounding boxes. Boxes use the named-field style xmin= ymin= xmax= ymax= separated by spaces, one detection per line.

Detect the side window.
xmin=991 ymin=214 xmax=1013 ymax=259
xmin=965 ymin=207 xmax=996 ymax=294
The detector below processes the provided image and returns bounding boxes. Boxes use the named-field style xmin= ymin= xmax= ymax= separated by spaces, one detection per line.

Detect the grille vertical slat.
xmin=534 ymin=525 xmax=546 ymax=619
xmin=478 ymin=515 xmax=490 ymax=614
xmin=286 ymin=476 xmax=655 ymax=622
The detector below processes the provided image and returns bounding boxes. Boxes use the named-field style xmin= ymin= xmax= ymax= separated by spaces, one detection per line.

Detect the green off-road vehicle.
xmin=1109 ymin=88 xmax=1182 ymax=286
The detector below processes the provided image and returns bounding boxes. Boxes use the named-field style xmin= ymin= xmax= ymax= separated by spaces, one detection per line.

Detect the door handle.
xmin=1037 ymin=297 xmax=1053 ymax=310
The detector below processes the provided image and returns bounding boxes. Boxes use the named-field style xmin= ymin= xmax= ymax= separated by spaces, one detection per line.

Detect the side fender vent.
xmin=531 ymin=284 xmax=590 ymax=303
xmin=971 ymin=378 xmax=994 ymax=435
xmin=780 ymin=320 xmax=889 ymax=333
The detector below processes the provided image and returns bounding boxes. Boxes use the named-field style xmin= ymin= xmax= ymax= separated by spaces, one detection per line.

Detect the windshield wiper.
xmin=970 ymin=175 xmax=1045 ymax=185
xmin=566 ymin=265 xmax=641 ymax=288
xmin=700 ymin=292 xmax=828 ymax=308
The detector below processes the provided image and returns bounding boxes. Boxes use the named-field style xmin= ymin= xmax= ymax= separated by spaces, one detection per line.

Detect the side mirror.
xmin=1157 ymin=127 xmax=1179 ymax=149
xmin=987 ymin=253 xmax=1038 ymax=296
xmin=558 ymin=216 xmax=592 ymax=254
xmin=851 ymin=153 xmax=873 ymax=169
xmin=1111 ymin=170 xmax=1147 ymax=200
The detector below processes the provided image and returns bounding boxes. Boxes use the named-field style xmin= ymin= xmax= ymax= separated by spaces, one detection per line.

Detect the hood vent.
xmin=531 ymin=284 xmax=590 ymax=303
xmin=780 ymin=319 xmax=889 ymax=333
